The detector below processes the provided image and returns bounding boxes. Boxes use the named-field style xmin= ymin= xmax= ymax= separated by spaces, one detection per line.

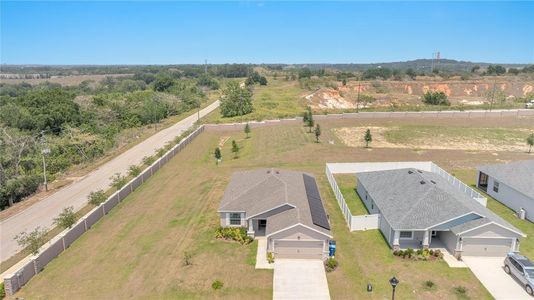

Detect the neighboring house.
xmin=477 ymin=160 xmax=534 ymax=223
xmin=218 ymin=168 xmax=332 ymax=259
xmin=356 ymin=168 xmax=525 ymax=258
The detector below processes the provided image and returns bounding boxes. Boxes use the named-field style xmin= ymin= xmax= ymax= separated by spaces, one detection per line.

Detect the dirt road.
xmin=0 ymin=101 xmax=219 ymax=262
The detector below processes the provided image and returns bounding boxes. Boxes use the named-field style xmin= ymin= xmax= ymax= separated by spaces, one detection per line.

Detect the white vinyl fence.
xmin=2 ymin=126 xmax=205 ymax=296
xmin=325 ymin=162 xmax=487 ymax=231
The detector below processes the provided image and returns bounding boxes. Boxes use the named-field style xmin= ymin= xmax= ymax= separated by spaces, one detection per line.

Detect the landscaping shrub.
xmin=211 ymin=280 xmax=224 ymax=290
xmin=0 ymin=282 xmax=5 ymax=299
xmin=424 ymin=280 xmax=436 ymax=290
xmin=454 ymin=285 xmax=467 ymax=295
xmin=267 ymin=252 xmax=275 ymax=264
xmin=183 ymin=251 xmax=192 ymax=266
xmin=325 ymin=258 xmax=338 ymax=272
xmin=215 ymin=227 xmax=253 ymax=245
xmin=393 ymin=248 xmax=442 ymax=261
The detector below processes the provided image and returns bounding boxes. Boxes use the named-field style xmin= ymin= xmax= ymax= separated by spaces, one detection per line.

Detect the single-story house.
xmin=477 ymin=160 xmax=534 ymax=223
xmin=218 ymin=168 xmax=332 ymax=259
xmin=356 ymin=168 xmax=526 ymax=258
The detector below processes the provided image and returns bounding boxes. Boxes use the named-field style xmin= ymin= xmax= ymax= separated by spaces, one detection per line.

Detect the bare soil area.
xmin=334 ymin=125 xmax=534 ymax=152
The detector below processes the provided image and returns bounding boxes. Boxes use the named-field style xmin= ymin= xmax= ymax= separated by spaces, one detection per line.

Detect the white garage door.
xmin=462 ymin=238 xmax=513 ymax=257
xmin=274 ymin=240 xmax=324 ymax=259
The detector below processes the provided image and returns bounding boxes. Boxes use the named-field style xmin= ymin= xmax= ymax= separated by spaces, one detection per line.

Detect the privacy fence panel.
xmin=2 ymin=126 xmax=206 ymax=296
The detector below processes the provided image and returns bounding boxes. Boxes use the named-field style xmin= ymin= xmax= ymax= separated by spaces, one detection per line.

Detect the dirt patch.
xmin=334 ymin=126 xmax=533 ymax=152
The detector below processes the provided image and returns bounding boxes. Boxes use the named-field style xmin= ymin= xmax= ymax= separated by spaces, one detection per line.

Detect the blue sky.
xmin=1 ymin=1 xmax=533 ymax=64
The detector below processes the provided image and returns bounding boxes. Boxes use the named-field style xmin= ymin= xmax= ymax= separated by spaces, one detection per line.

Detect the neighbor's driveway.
xmin=462 ymin=256 xmax=531 ymax=300
xmin=273 ymin=259 xmax=330 ymax=300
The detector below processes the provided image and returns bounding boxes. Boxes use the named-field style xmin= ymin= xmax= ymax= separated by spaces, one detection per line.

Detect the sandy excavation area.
xmin=334 ymin=126 xmax=534 ymax=152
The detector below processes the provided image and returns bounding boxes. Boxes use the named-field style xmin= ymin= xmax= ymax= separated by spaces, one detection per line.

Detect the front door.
xmin=258 ymin=219 xmax=267 ymax=230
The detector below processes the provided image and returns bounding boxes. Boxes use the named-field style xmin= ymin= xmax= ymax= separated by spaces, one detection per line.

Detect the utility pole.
xmin=40 ymin=131 xmax=50 ymax=192
xmin=489 ymin=78 xmax=497 ymax=111
xmin=356 ymin=76 xmax=361 ymax=113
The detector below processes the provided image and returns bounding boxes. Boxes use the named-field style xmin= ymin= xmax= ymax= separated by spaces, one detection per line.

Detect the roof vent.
xmin=267 ymin=170 xmax=271 ymax=174
xmin=430 ymin=180 xmax=436 ymax=184
xmin=408 ymin=170 xmax=413 ymax=174
xmin=417 ymin=170 xmax=423 ymax=174
xmin=276 ymin=170 xmax=280 ymax=174
xmin=420 ymin=180 xmax=426 ymax=185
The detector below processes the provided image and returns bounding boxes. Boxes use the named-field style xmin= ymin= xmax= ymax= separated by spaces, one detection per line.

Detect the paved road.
xmin=463 ymin=256 xmax=531 ymax=299
xmin=273 ymin=259 xmax=330 ymax=300
xmin=0 ymin=101 xmax=219 ymax=262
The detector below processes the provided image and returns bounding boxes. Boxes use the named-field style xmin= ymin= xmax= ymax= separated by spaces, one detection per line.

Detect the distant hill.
xmin=292 ymin=59 xmax=530 ymax=72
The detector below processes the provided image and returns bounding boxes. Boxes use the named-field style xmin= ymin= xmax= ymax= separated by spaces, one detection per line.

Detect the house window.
xmin=399 ymin=231 xmax=413 ymax=239
xmin=229 ymin=213 xmax=241 ymax=225
xmin=493 ymin=181 xmax=500 ymax=193
xmin=431 ymin=230 xmax=438 ymax=237
xmin=371 ymin=201 xmax=374 ymax=210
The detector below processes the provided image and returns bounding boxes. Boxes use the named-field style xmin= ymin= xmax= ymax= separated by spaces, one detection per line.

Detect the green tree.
xmin=214 ymin=147 xmax=222 ymax=165
xmin=342 ymin=78 xmax=347 ymax=86
xmin=527 ymin=133 xmax=534 ymax=153
xmin=88 ymin=190 xmax=107 ymax=206
xmin=258 ymin=76 xmax=268 ymax=86
xmin=314 ymin=124 xmax=321 ymax=143
xmin=128 ymin=164 xmax=142 ymax=177
xmin=406 ymin=68 xmax=417 ymax=80
xmin=487 ymin=65 xmax=506 ymax=75
xmin=220 ymin=81 xmax=254 ymax=118
xmin=14 ymin=226 xmax=48 ymax=255
xmin=471 ymin=65 xmax=481 ymax=73
xmin=364 ymin=128 xmax=372 ymax=148
xmin=422 ymin=91 xmax=450 ymax=106
xmin=307 ymin=112 xmax=315 ymax=133
xmin=153 ymin=76 xmax=175 ymax=92
xmin=231 ymin=140 xmax=239 ymax=158
xmin=109 ymin=173 xmax=127 ymax=190
xmin=54 ymin=206 xmax=77 ymax=229
xmin=244 ymin=123 xmax=251 ymax=138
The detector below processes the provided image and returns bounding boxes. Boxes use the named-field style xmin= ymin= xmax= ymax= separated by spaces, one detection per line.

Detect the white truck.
xmin=526 ymin=100 xmax=534 ymax=109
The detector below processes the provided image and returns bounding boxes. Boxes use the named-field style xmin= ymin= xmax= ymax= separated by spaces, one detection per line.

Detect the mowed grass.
xmin=18 ymin=118 xmax=533 ymax=299
xmin=333 ymin=174 xmax=368 ymax=215
xmin=453 ymin=169 xmax=534 ymax=259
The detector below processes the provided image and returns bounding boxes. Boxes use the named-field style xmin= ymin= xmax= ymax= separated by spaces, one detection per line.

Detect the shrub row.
xmin=215 ymin=226 xmax=253 ymax=245
xmin=393 ymin=248 xmax=443 ymax=261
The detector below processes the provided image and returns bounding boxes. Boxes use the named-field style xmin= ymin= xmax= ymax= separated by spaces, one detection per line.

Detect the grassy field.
xmin=333 ymin=174 xmax=368 ymax=215
xmin=15 ymin=116 xmax=534 ymax=299
xmin=204 ymin=77 xmax=307 ymax=123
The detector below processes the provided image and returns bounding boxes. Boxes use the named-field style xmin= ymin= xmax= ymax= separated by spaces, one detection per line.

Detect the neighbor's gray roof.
xmin=219 ymin=169 xmax=331 ymax=237
xmin=478 ymin=160 xmax=534 ymax=199
xmin=357 ymin=168 xmax=524 ymax=236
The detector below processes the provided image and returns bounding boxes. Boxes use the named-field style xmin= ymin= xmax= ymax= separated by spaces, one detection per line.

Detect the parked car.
xmin=504 ymin=253 xmax=534 ymax=295
xmin=526 ymin=100 xmax=534 ymax=109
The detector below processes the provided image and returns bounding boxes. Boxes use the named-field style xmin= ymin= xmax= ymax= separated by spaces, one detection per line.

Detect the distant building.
xmin=477 ymin=160 xmax=534 ymax=223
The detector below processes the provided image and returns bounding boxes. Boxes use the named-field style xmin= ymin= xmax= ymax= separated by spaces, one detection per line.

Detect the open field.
xmin=204 ymin=76 xmax=532 ymax=123
xmin=334 ymin=124 xmax=534 ymax=152
xmin=0 ymin=74 xmax=132 ymax=86
xmin=14 ymin=116 xmax=534 ymax=299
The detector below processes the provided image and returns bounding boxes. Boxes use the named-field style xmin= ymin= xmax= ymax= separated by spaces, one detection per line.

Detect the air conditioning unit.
xmin=518 ymin=208 xmax=526 ymax=220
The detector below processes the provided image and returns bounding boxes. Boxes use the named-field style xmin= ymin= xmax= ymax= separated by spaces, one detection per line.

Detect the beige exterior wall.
xmin=267 ymin=224 xmax=330 ymax=256
xmin=460 ymin=223 xmax=522 ymax=239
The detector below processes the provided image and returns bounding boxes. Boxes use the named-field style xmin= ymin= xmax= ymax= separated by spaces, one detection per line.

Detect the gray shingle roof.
xmin=478 ymin=160 xmax=534 ymax=199
xmin=357 ymin=168 xmax=523 ymax=236
xmin=219 ymin=169 xmax=331 ymax=237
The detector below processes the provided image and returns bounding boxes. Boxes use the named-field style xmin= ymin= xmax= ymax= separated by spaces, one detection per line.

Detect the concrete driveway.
xmin=273 ymin=259 xmax=330 ymax=300
xmin=462 ymin=256 xmax=532 ymax=300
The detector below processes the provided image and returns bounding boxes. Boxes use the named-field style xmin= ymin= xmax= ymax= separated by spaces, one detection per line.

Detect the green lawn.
xmin=17 ymin=120 xmax=515 ymax=299
xmin=333 ymin=174 xmax=368 ymax=215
